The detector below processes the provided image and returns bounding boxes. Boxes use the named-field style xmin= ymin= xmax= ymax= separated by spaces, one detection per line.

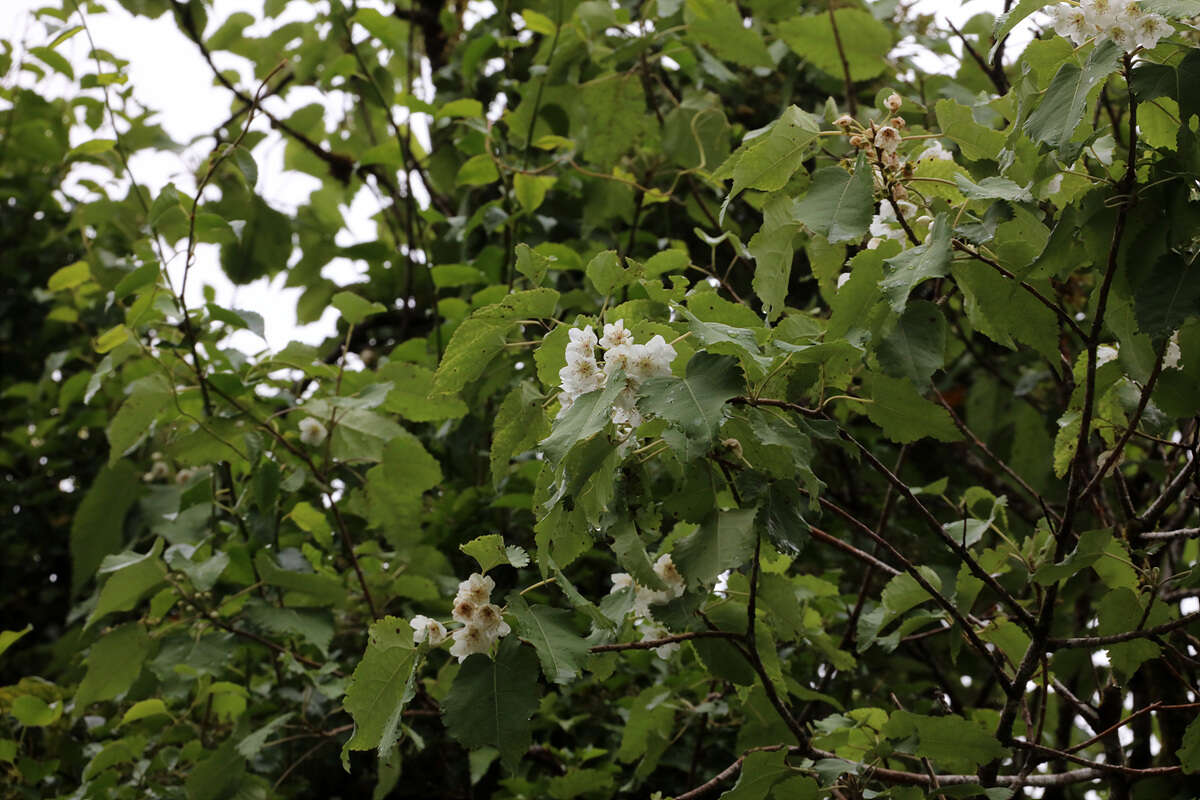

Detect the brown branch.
xmin=1010 ymin=739 xmax=1181 ymax=777
xmin=826 ymin=0 xmax=857 ymax=116
xmin=587 ymin=630 xmax=743 ymax=653
xmin=1141 ymin=527 xmax=1200 ymax=541
xmin=947 ymin=20 xmax=1007 ymax=95
xmin=1048 ymin=611 xmax=1200 ymax=649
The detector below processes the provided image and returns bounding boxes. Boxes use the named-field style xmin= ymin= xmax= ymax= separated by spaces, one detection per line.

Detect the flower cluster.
xmin=1047 ymin=0 xmax=1174 ymax=51
xmin=410 ymin=572 xmax=511 ymax=662
xmin=609 ymin=554 xmax=686 ymax=658
xmin=557 ymin=320 xmax=677 ymax=430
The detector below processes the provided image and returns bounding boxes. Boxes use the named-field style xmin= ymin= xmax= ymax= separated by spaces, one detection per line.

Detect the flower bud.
xmin=885 ymin=93 xmax=903 ymax=113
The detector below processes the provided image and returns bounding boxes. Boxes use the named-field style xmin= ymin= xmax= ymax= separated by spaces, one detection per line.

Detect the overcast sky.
xmin=2 ymin=0 xmax=1032 ymax=352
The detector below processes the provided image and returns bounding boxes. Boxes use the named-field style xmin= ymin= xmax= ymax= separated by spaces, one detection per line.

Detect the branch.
xmin=587 ymin=630 xmax=742 ymax=653
xmin=826 ymin=0 xmax=857 ymax=116
xmin=1140 ymin=527 xmax=1200 ymax=541
xmin=951 ymin=240 xmax=1086 ymax=340
xmin=1048 ymin=611 xmax=1200 ymax=649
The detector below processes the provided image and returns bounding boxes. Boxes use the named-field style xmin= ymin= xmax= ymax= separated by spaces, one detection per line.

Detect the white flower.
xmin=916 ymin=139 xmax=953 ymax=162
xmin=410 ymin=615 xmax=448 ymax=646
xmin=1164 ymin=331 xmax=1182 ymax=370
xmin=1083 ymin=0 xmax=1118 ymax=29
xmin=449 ymin=623 xmax=494 ymax=662
xmin=144 ymin=460 xmax=170 ymax=482
xmin=175 ymin=467 xmax=198 ymax=485
xmin=631 ymin=585 xmax=659 ymax=619
xmin=884 ymin=93 xmax=903 ymax=113
xmin=652 ymin=554 xmax=686 ymax=599
xmin=611 ymin=385 xmax=644 ymax=430
xmin=874 ymin=125 xmax=902 ymax=154
xmin=610 ymin=572 xmax=635 ymax=593
xmin=1129 ymin=11 xmax=1174 ymax=49
xmin=836 ymin=272 xmax=853 ymax=289
xmin=558 ymin=355 xmax=605 ymax=398
xmin=866 ymin=237 xmax=884 ymax=250
xmin=1049 ymin=3 xmax=1093 ymax=44
xmin=298 ymin=417 xmax=327 ymax=446
xmin=627 ymin=336 xmax=676 ymax=381
xmin=472 ymin=603 xmax=511 ymax=638
xmin=1096 ymin=344 xmax=1120 ymax=366
xmin=455 ymin=572 xmax=495 ymax=606
xmin=1103 ymin=17 xmax=1136 ymax=50
xmin=603 ymin=343 xmax=634 ymax=378
xmin=639 ymin=623 xmax=679 ymax=659
xmin=599 ymin=319 xmax=635 ymax=350
xmin=565 ymin=325 xmax=598 ymax=363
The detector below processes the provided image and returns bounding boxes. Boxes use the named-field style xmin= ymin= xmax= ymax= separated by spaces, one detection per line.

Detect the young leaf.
xmin=879 ymin=212 xmax=952 ymax=312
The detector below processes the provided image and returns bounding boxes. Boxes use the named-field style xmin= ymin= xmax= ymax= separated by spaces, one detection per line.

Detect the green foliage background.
xmin=3 ymin=0 xmax=1200 ymax=798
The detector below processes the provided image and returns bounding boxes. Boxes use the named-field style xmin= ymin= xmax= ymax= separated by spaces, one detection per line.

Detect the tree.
xmin=3 ymin=0 xmax=1200 ymax=797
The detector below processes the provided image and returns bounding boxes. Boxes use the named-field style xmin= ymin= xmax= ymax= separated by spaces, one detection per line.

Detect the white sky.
xmin=2 ymin=0 xmax=1033 ymax=352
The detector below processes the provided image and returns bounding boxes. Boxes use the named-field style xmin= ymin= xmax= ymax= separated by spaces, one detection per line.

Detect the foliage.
xmin=4 ymin=0 xmax=1200 ymax=798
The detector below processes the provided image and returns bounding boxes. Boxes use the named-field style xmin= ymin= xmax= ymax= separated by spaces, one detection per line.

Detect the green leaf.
xmin=864 ymin=373 xmax=960 ymax=444
xmin=879 ymin=213 xmax=952 ymax=312
xmin=456 ymin=153 xmax=499 ymax=186
xmin=990 ymin=0 xmax=1049 ymax=59
xmin=748 ymin=195 xmax=800 ymax=321
xmin=719 ymin=749 xmax=791 ymax=800
xmin=514 ymin=244 xmax=551 ymax=287
xmin=1098 ymin=588 xmax=1163 ymax=683
xmin=48 ymin=260 xmax=90 ymax=290
xmin=186 ymin=734 xmax=247 ymax=800
xmin=1179 ymin=716 xmax=1200 ymax=774
xmin=365 ymin=430 xmax=443 ymax=546
xmin=727 ymin=105 xmax=821 ymax=205
xmin=876 ymin=300 xmax=946 ymax=385
xmin=611 ymin=522 xmax=668 ymax=590
xmin=106 ymin=376 xmax=172 ymax=465
xmin=953 ymin=175 xmax=1034 ymax=203
xmin=460 ymin=534 xmax=527 ymax=573
xmin=676 ymin=306 xmax=773 ymax=381
xmin=883 ymin=711 xmax=1008 ymax=772
xmin=1024 ymin=40 xmax=1122 ymax=151
xmin=437 ymin=98 xmax=485 ymax=119
xmin=1032 ymin=529 xmax=1112 ymax=585
xmin=757 ymin=481 xmax=810 ymax=557
xmin=245 ymin=605 xmax=335 ymax=655
xmin=442 ymin=637 xmax=541 ymax=771
xmin=774 ymin=9 xmax=892 ymax=81
xmin=934 ymin=100 xmax=1006 ymax=162
xmin=343 ymin=616 xmax=421 ymax=761
xmin=237 ymin=713 xmax=295 ymax=760
xmin=87 ymin=540 xmax=166 ymax=629
xmin=586 ymin=250 xmax=635 ymax=295
xmin=491 ymin=382 xmax=549 ymax=487
xmin=514 ymin=173 xmax=556 ymax=213
xmin=0 ymin=626 xmax=32 ymax=660
xmin=29 ymin=45 xmax=73 ymax=78
xmin=71 ymin=462 xmax=141 ymax=594
xmin=95 ymin=324 xmax=131 ymax=353
xmin=254 ymin=551 xmax=346 ymax=607
xmin=541 ymin=374 xmax=627 ymax=464
xmin=507 ymin=595 xmax=591 ymax=684
xmin=638 ymin=353 xmax=744 ymax=461
xmin=578 ymin=74 xmax=650 ymax=167
xmin=377 ymin=362 xmax=468 ymax=421
xmin=1135 ymin=253 xmax=1200 ymax=342
xmin=76 ymin=623 xmax=153 ymax=711
xmin=685 ymin=0 xmax=773 ymax=68
xmin=674 ymin=508 xmax=758 ymax=587
xmin=332 ymin=291 xmax=387 ymax=325
xmin=121 ymin=699 xmax=169 ymax=725
xmin=792 ymin=153 xmax=874 ymax=244
xmin=11 ymin=695 xmax=61 ymax=727
xmin=231 ymin=147 xmax=257 ymax=188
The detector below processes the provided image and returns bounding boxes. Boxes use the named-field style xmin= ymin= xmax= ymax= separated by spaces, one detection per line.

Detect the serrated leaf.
xmin=365 ymin=431 xmax=443 ymax=547
xmin=727 ymin=105 xmax=821 ymax=203
xmin=514 ymin=173 xmax=555 ymax=213
xmin=1024 ymin=40 xmax=1122 ymax=150
xmin=76 ymin=623 xmax=152 ymax=711
xmin=685 ymin=0 xmax=773 ymax=68
xmin=792 ymin=153 xmax=873 ymax=244
xmin=1179 ymin=716 xmax=1200 ymax=773
xmin=774 ymin=9 xmax=892 ymax=81
xmin=864 ymin=373 xmax=960 ymax=444
xmin=343 ymin=617 xmax=421 ymax=761
xmin=491 ymin=382 xmax=549 ymax=487
xmin=442 ymin=637 xmax=540 ymax=771
xmin=507 ymin=595 xmax=590 ymax=684
xmin=460 ymin=534 xmax=521 ymax=573
xmin=1032 ymin=529 xmax=1112 ymax=585
xmin=879 ymin=213 xmax=952 ymax=312
xmin=674 ymin=507 xmax=758 ymax=587
xmin=541 ymin=374 xmax=626 ymax=464
xmin=719 ymin=748 xmax=791 ymax=799
xmin=71 ymin=462 xmax=141 ymax=594
xmin=610 ymin=521 xmax=668 ymax=590
xmin=953 ymin=174 xmax=1034 ymax=203
xmin=876 ymin=300 xmax=946 ymax=385
xmin=638 ymin=353 xmax=744 ymax=460
xmin=1135 ymin=252 xmax=1200 ymax=341
xmin=935 ymin=100 xmax=1006 ymax=162
xmin=87 ymin=540 xmax=166 ymax=629
xmin=882 ymin=711 xmax=1008 ymax=772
